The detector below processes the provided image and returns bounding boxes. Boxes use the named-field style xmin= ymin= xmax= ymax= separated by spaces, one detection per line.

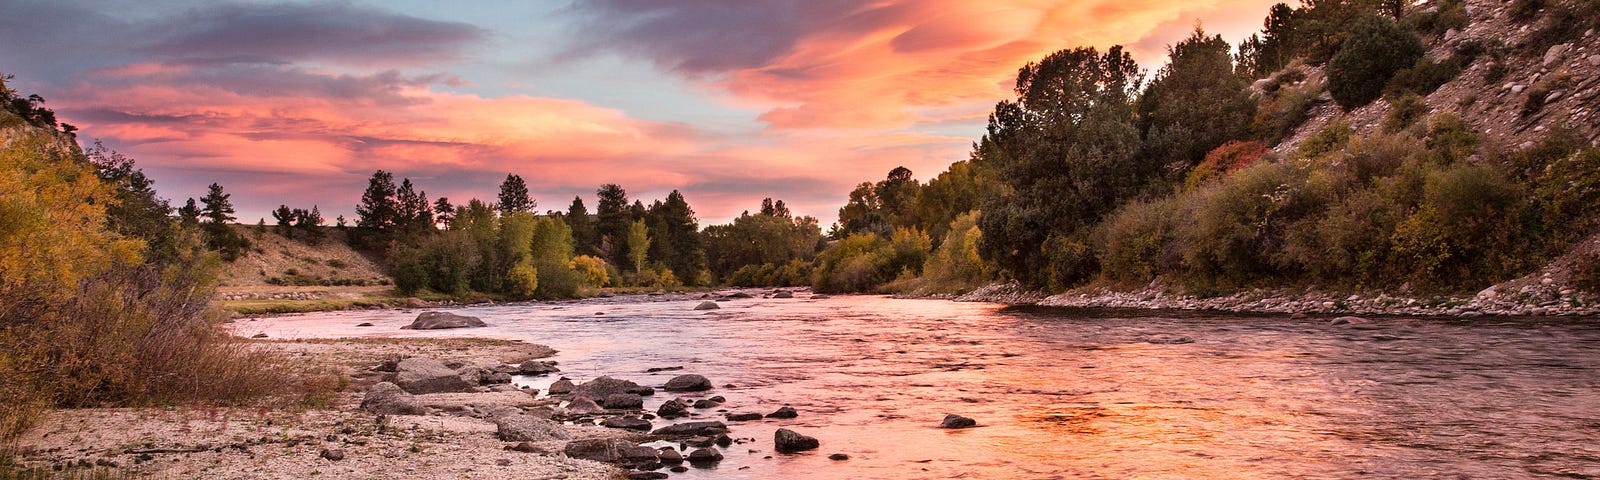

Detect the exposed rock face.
xmin=661 ymin=374 xmax=712 ymax=392
xmin=650 ymin=421 xmax=728 ymax=437
xmin=774 ymin=428 xmax=819 ymax=452
xmin=693 ymin=301 xmax=720 ymax=310
xmin=391 ymin=357 xmax=474 ymax=394
xmin=495 ymin=414 xmax=571 ymax=442
xmin=401 ymin=311 xmax=486 ymax=330
xmin=359 ymin=382 xmax=424 ymax=415
xmin=939 ymin=414 xmax=977 ymax=429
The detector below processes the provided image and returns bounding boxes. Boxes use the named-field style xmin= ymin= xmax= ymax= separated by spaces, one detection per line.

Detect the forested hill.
xmin=813 ymin=0 xmax=1600 ymax=301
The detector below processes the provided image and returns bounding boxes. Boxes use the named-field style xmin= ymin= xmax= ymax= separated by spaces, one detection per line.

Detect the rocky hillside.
xmin=1274 ymin=0 xmax=1599 ymax=154
xmin=219 ymin=226 xmax=388 ymax=288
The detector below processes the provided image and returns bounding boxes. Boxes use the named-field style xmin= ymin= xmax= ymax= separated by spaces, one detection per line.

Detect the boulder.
xmin=355 ymin=322 xmax=374 ymax=327
xmin=650 ymin=421 xmax=728 ymax=437
xmin=569 ymin=376 xmax=644 ymax=402
xmin=603 ymin=393 xmax=644 ymax=410
xmin=402 ymin=311 xmax=486 ymax=330
xmin=656 ymin=447 xmax=683 ymax=464
xmin=725 ymin=292 xmax=754 ymax=299
xmin=628 ymin=472 xmax=669 ymax=480
xmin=766 ymin=406 xmax=798 ymax=419
xmin=811 ymin=295 xmax=831 ymax=300
xmin=829 ymin=453 xmax=849 ymax=461
xmin=507 ymin=442 xmax=544 ymax=454
xmin=547 ymin=379 xmax=576 ymax=395
xmin=774 ymin=428 xmax=819 ymax=453
xmin=564 ymin=397 xmax=606 ymax=415
xmin=725 ymin=412 xmax=763 ymax=422
xmin=687 ymin=448 xmax=723 ymax=464
xmin=563 ymin=439 xmax=654 ymax=464
xmin=600 ymin=417 xmax=653 ymax=431
xmin=656 ymin=399 xmax=690 ymax=419
xmin=1331 ymin=316 xmax=1368 ymax=326
xmin=392 ymin=358 xmax=474 ymax=394
xmin=692 ymin=399 xmax=721 ymax=409
xmin=495 ymin=414 xmax=570 ymax=442
xmin=773 ymin=291 xmax=794 ymax=299
xmin=662 ymin=374 xmax=712 ymax=392
xmin=359 ymin=382 xmax=424 ymax=415
xmin=939 ymin=414 xmax=977 ymax=429
xmin=516 ymin=360 xmax=560 ymax=376
xmin=693 ymin=301 xmax=720 ymax=311
xmin=1544 ymin=44 xmax=1568 ymax=67
xmin=319 ymin=448 xmax=345 ymax=461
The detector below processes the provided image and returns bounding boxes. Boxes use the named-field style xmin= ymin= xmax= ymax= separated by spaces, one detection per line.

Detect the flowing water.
xmin=240 ymin=293 xmax=1600 ymax=479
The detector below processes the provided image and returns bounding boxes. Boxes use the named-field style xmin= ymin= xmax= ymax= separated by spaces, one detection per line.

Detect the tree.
xmin=626 ymin=219 xmax=651 ymax=274
xmin=702 ymin=199 xmax=823 ymax=281
xmin=272 ymin=205 xmax=295 ymax=236
xmin=178 ymin=198 xmax=200 ymax=225
xmin=595 ymin=184 xmax=630 ymax=266
xmin=1138 ymin=26 xmax=1255 ymax=184
xmin=1237 ymin=3 xmax=1299 ymax=78
xmin=1327 ymin=14 xmax=1424 ymax=110
xmin=86 ymin=142 xmax=181 ymax=264
xmin=564 ymin=196 xmax=597 ymax=257
xmin=296 ymin=205 xmax=325 ymax=245
xmin=433 ymin=197 xmax=454 ymax=228
xmin=836 ymin=184 xmax=885 ymax=236
xmin=356 ymin=170 xmax=398 ymax=231
xmin=656 ymin=190 xmax=706 ymax=284
xmin=497 ymin=174 xmax=534 ymax=215
xmin=875 ymin=166 xmax=919 ymax=229
xmin=976 ymin=45 xmax=1144 ymax=288
xmin=199 ymin=183 xmax=248 ymax=260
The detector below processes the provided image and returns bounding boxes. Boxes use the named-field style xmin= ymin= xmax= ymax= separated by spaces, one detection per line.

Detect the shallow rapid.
xmin=242 ymin=293 xmax=1600 ymax=479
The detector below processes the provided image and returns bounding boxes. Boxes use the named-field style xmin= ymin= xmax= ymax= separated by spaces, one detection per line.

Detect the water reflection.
xmin=238 ymin=295 xmax=1600 ymax=479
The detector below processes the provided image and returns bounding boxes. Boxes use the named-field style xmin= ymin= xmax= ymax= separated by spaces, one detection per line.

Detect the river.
xmin=239 ymin=293 xmax=1600 ymax=479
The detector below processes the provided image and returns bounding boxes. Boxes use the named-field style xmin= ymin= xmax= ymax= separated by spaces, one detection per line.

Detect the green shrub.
xmin=1383 ymin=93 xmax=1429 ymax=133
xmin=1096 ymin=198 xmax=1183 ymax=284
xmin=1327 ymin=14 xmax=1425 ymax=110
xmin=1522 ymin=70 xmax=1571 ymax=117
xmin=1425 ymin=112 xmax=1479 ymax=164
xmin=1299 ymin=122 xmax=1353 ymax=158
xmin=1385 ymin=57 xmax=1464 ymax=98
xmin=1250 ymin=81 xmax=1320 ymax=146
xmin=915 ymin=211 xmax=991 ymax=293
xmin=1179 ymin=160 xmax=1326 ymax=287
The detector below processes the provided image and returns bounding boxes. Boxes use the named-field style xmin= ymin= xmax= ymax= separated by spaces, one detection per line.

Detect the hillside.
xmin=219 ymin=226 xmax=388 ymax=288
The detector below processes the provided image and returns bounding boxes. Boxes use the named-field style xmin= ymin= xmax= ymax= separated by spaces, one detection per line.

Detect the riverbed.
xmin=235 ymin=293 xmax=1600 ymax=479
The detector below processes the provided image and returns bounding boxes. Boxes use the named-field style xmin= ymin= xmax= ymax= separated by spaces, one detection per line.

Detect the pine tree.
xmin=433 ymin=197 xmax=454 ymax=228
xmin=178 ymin=198 xmax=200 ymax=225
xmin=356 ymin=170 xmax=398 ymax=231
xmin=565 ymin=196 xmax=596 ymax=256
xmin=595 ymin=184 xmax=630 ymax=266
xmin=199 ymin=183 xmax=235 ymax=225
xmin=497 ymin=174 xmax=534 ymax=215
xmin=198 ymin=183 xmax=248 ymax=260
xmin=272 ymin=205 xmax=295 ymax=236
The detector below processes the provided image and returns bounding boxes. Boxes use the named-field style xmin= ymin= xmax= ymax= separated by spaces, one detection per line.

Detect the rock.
xmin=601 ymin=417 xmax=653 ymax=431
xmin=619 ymin=444 xmax=660 ymax=464
xmin=692 ymin=399 xmax=721 ymax=409
xmin=693 ymin=301 xmax=721 ymax=310
xmin=547 ymin=379 xmax=576 ymax=395
xmin=319 ymin=448 xmax=345 ymax=461
xmin=811 ymin=294 xmax=831 ymax=299
xmin=650 ymin=421 xmax=729 ymax=437
xmin=774 ymin=428 xmax=820 ymax=452
xmin=670 ymin=466 xmax=689 ymax=473
xmin=628 ymin=472 xmax=669 ymax=480
xmin=359 ymin=382 xmax=424 ymax=415
xmin=766 ymin=406 xmax=798 ymax=419
xmin=1589 ymin=55 xmax=1600 ymax=67
xmin=725 ymin=292 xmax=753 ymax=299
xmin=562 ymin=439 xmax=634 ymax=464
xmin=773 ymin=291 xmax=794 ymax=298
xmin=709 ymin=396 xmax=726 ymax=402
xmin=939 ymin=414 xmax=977 ymax=429
xmin=1145 ymin=335 xmax=1194 ymax=345
xmin=657 ymin=399 xmax=690 ymax=419
xmin=494 ymin=459 xmax=512 ymax=467
xmin=829 ymin=453 xmax=849 ymax=461
xmin=481 ymin=372 xmax=513 ymax=385
xmin=687 ymin=448 xmax=723 ymax=464
xmin=1330 ymin=316 xmax=1367 ymax=326
xmin=250 ymin=333 xmax=268 ymax=338
xmin=495 ymin=414 xmax=570 ymax=442
xmin=508 ymin=442 xmax=543 ymax=453
xmin=401 ymin=311 xmax=486 ymax=330
xmin=1544 ymin=44 xmax=1568 ymax=67
xmin=645 ymin=366 xmax=684 ymax=373
xmin=604 ymin=393 xmax=644 ymax=409
xmin=569 ymin=376 xmax=645 ymax=402
xmin=726 ymin=412 xmax=763 ymax=421
xmin=564 ymin=397 xmax=606 ymax=415
xmin=714 ymin=434 xmax=732 ymax=447
xmin=629 ymin=386 xmax=656 ymax=396
xmin=392 ymin=357 xmax=474 ymax=394
xmin=355 ymin=322 xmax=374 ymax=327
xmin=657 ymin=447 xmax=683 ymax=464
xmin=1512 ymin=84 xmax=1527 ymax=94
xmin=516 ymin=360 xmax=560 ymax=376
xmin=662 ymin=374 xmax=712 ymax=392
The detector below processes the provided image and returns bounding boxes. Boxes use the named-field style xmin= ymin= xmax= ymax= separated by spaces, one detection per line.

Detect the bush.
xmin=1425 ymin=112 xmax=1479 ymax=164
xmin=1383 ymin=93 xmax=1429 ymax=133
xmin=1522 ymin=70 xmax=1571 ymax=117
xmin=913 ymin=211 xmax=991 ymax=294
xmin=1327 ymin=14 xmax=1425 ymax=110
xmin=1096 ymin=198 xmax=1183 ymax=284
xmin=568 ymin=255 xmax=609 ymax=288
xmin=1299 ymin=122 xmax=1353 ymax=158
xmin=1185 ymin=140 xmax=1268 ymax=189
xmin=1385 ymin=57 xmax=1464 ymax=99
xmin=1250 ymin=80 xmax=1321 ymax=146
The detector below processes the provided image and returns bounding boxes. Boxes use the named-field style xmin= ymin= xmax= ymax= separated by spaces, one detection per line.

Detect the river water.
xmin=240 ymin=293 xmax=1600 ymax=479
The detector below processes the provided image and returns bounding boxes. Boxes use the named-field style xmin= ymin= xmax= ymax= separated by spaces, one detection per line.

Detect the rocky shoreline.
xmin=944 ymin=274 xmax=1600 ymax=318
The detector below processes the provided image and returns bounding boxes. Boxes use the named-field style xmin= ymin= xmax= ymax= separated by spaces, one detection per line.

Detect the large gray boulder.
xmin=693 ymin=301 xmax=720 ymax=310
xmin=495 ymin=414 xmax=570 ymax=442
xmin=402 ymin=311 xmax=486 ymax=330
xmin=661 ymin=374 xmax=712 ymax=392
xmin=391 ymin=357 xmax=474 ymax=394
xmin=359 ymin=382 xmax=424 ymax=415
xmin=774 ymin=428 xmax=819 ymax=452
xmin=563 ymin=439 xmax=657 ymax=465
xmin=568 ymin=376 xmax=646 ymax=402
xmin=650 ymin=421 xmax=728 ymax=437
xmin=603 ymin=393 xmax=644 ymax=409
xmin=939 ymin=414 xmax=977 ymax=429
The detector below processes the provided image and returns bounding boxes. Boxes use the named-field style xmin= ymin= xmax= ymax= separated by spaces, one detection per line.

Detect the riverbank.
xmin=2 ymin=338 xmax=625 ymax=480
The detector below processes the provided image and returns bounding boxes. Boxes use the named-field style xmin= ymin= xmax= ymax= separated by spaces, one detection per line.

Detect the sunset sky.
xmin=1 ymin=0 xmax=1281 ymax=225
